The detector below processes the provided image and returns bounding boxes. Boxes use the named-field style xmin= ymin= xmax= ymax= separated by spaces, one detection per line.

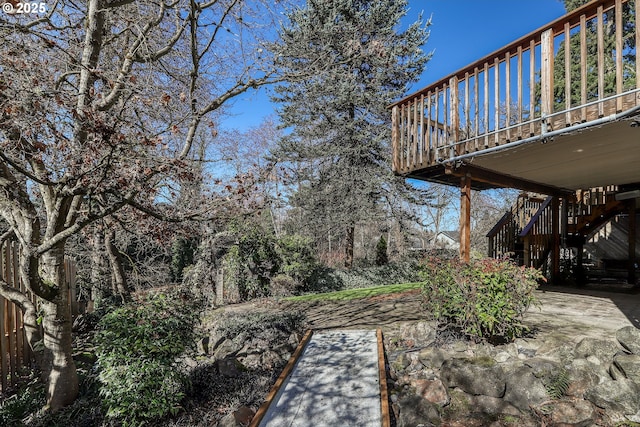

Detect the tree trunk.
xmin=90 ymin=229 xmax=107 ymax=306
xmin=344 ymin=225 xmax=355 ymax=268
xmin=40 ymin=245 xmax=79 ymax=411
xmin=105 ymin=228 xmax=129 ymax=303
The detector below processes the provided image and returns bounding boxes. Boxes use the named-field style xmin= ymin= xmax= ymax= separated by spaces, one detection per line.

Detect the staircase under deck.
xmin=391 ymin=0 xmax=640 ymax=276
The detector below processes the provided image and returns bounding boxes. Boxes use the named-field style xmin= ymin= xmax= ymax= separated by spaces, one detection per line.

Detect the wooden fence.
xmin=0 ymin=241 xmax=77 ymax=392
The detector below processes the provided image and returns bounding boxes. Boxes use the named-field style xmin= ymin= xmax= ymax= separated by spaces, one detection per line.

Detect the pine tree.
xmin=272 ymin=0 xmax=431 ymax=267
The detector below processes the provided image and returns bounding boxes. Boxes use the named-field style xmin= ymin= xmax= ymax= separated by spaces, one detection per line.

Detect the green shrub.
xmin=276 ymin=234 xmax=318 ymax=290
xmin=0 ymin=378 xmax=44 ymax=426
xmin=422 ymin=258 xmax=542 ymax=342
xmin=94 ymin=291 xmax=202 ymax=426
xmin=375 ymin=236 xmax=389 ymax=266
xmin=223 ymin=221 xmax=280 ymax=301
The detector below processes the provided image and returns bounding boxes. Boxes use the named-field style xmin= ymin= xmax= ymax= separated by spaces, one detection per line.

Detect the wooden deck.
xmin=391 ymin=0 xmax=640 ymax=194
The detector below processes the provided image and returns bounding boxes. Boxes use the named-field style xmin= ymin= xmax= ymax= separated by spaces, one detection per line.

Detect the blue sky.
xmin=223 ymin=0 xmax=568 ymax=131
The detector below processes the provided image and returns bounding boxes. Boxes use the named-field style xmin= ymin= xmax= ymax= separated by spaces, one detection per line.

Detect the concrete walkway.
xmin=257 ymin=330 xmax=382 ymax=427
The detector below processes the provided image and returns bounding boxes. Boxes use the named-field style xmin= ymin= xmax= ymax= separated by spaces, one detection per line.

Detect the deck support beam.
xmin=460 ymin=175 xmax=472 ymax=263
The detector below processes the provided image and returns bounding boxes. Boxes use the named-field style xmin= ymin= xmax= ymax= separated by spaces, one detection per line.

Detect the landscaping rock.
xmin=465 ymin=394 xmax=521 ymax=416
xmin=574 ymin=337 xmax=620 ymax=364
xmin=440 ymin=357 xmax=506 ymax=398
xmin=566 ymin=359 xmax=601 ymax=398
xmin=612 ymin=353 xmax=640 ymax=382
xmin=535 ymin=333 xmax=574 ymax=362
xmin=617 ymin=326 xmax=640 ymax=355
xmin=410 ymin=378 xmax=449 ymax=406
xmin=217 ymin=357 xmax=244 ymax=378
xmin=585 ymin=377 xmax=640 ymax=416
xmin=399 ymin=321 xmax=437 ymax=348
xmin=502 ymin=365 xmax=548 ymax=411
xmin=417 ymin=347 xmax=448 ymax=369
xmin=233 ymin=406 xmax=256 ymax=426
xmin=397 ymin=395 xmax=441 ymax=427
xmin=539 ymin=399 xmax=596 ymax=427
xmin=218 ymin=407 xmax=256 ymax=427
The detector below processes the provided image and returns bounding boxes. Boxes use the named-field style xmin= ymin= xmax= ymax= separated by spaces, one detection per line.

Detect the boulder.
xmin=399 ymin=321 xmax=437 ymax=348
xmin=397 ymin=395 xmax=441 ymax=427
xmin=502 ymin=365 xmax=549 ymax=411
xmin=465 ymin=394 xmax=521 ymax=416
xmin=410 ymin=378 xmax=449 ymax=406
xmin=574 ymin=337 xmax=620 ymax=364
xmin=585 ymin=377 xmax=640 ymax=416
xmin=566 ymin=359 xmax=601 ymax=398
xmin=217 ymin=358 xmax=244 ymax=378
xmin=535 ymin=334 xmax=574 ymax=362
xmin=617 ymin=326 xmax=640 ymax=355
xmin=218 ymin=406 xmax=256 ymax=427
xmin=538 ymin=399 xmax=596 ymax=427
xmin=440 ymin=357 xmax=506 ymax=398
xmin=417 ymin=347 xmax=448 ymax=370
xmin=612 ymin=353 xmax=640 ymax=382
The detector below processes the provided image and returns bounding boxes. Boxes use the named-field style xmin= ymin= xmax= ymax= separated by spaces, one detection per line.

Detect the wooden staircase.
xmin=488 ymin=186 xmax=633 ymax=270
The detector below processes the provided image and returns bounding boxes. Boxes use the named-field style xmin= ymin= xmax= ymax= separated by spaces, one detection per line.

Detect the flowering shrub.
xmin=422 ymin=258 xmax=543 ymax=342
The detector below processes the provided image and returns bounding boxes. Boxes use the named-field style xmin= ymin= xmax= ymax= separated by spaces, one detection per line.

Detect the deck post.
xmin=628 ymin=199 xmax=637 ymax=285
xmin=551 ymin=196 xmax=561 ymax=283
xmin=449 ymin=77 xmax=460 ymax=157
xmin=391 ymin=106 xmax=400 ymax=172
xmin=460 ymin=175 xmax=471 ymax=263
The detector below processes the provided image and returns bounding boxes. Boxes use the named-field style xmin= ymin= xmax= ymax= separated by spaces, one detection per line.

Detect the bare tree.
xmin=0 ymin=0 xmax=286 ymax=410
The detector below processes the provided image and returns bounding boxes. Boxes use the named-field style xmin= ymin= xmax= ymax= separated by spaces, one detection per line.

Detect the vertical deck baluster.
xmin=434 ymin=87 xmax=440 ymax=159
xmin=597 ymin=4 xmax=604 ymax=117
xmin=615 ymin=0 xmax=623 ymax=111
xmin=581 ymin=14 xmax=587 ymax=122
xmin=530 ymin=39 xmax=536 ymax=136
xmin=407 ymin=103 xmax=412 ymax=169
xmin=426 ymin=91 xmax=432 ymax=164
xmin=464 ymin=72 xmax=470 ymax=153
xmin=399 ymin=105 xmax=405 ymax=170
xmin=565 ymin=22 xmax=571 ymax=125
xmin=494 ymin=57 xmax=500 ymax=146
xmin=474 ymin=67 xmax=479 ymax=151
xmin=450 ymin=77 xmax=460 ymax=156
xmin=412 ymin=97 xmax=418 ymax=168
xmin=517 ymin=46 xmax=523 ymax=139
xmin=484 ymin=62 xmax=489 ymax=147
xmin=443 ymin=82 xmax=450 ymax=158
xmin=420 ymin=94 xmax=424 ymax=165
xmin=391 ymin=106 xmax=399 ymax=172
xmin=505 ymin=51 xmax=511 ymax=142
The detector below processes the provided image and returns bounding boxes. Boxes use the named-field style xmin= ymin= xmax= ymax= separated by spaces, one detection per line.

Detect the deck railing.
xmin=392 ymin=0 xmax=640 ymax=174
xmin=487 ymin=193 xmax=547 ymax=261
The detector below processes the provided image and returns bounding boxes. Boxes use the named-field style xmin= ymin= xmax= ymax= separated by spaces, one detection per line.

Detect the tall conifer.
xmin=272 ymin=0 xmax=431 ymax=267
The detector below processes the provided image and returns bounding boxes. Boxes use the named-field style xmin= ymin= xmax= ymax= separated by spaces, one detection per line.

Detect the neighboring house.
xmin=435 ymin=231 xmax=459 ymax=250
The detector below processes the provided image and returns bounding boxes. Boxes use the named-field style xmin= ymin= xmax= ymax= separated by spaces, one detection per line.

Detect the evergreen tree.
xmin=272 ymin=0 xmax=431 ymax=267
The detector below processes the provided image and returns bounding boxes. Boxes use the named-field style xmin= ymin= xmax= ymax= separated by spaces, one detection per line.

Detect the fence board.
xmin=0 ymin=242 xmax=77 ymax=392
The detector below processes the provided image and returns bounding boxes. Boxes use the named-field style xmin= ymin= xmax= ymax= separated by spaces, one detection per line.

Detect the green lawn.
xmin=284 ymin=282 xmax=423 ymax=303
